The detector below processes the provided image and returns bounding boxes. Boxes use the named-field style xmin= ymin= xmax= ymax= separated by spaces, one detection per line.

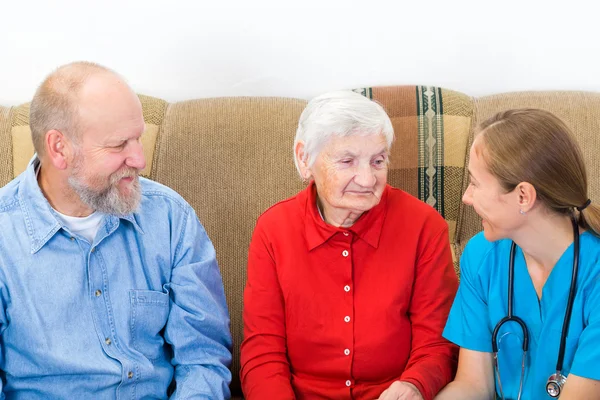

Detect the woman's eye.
xmin=340 ymin=159 xmax=353 ymax=164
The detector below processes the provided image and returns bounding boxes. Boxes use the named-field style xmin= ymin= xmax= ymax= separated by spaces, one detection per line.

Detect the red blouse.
xmin=240 ymin=183 xmax=458 ymax=400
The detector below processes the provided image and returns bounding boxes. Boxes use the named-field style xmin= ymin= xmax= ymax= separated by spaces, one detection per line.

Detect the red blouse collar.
xmin=300 ymin=181 xmax=389 ymax=251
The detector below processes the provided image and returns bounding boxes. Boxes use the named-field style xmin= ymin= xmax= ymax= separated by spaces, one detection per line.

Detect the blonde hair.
xmin=29 ymin=61 xmax=115 ymax=157
xmin=476 ymin=108 xmax=600 ymax=236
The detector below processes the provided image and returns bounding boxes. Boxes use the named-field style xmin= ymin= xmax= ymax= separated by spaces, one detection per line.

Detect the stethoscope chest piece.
xmin=546 ymin=371 xmax=567 ymax=398
xmin=493 ymin=214 xmax=580 ymax=400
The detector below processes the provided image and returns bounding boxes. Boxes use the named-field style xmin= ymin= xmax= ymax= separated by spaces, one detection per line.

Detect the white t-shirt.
xmin=53 ymin=210 xmax=105 ymax=243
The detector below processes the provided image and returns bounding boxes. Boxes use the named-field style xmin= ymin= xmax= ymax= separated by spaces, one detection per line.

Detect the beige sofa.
xmin=1 ymin=86 xmax=600 ymax=398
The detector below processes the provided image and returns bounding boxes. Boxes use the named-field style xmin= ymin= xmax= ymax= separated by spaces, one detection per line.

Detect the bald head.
xmin=29 ymin=61 xmax=139 ymax=158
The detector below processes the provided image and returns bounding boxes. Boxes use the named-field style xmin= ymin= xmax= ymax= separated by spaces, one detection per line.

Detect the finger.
xmin=376 ymin=388 xmax=388 ymax=400
xmin=379 ymin=388 xmax=398 ymax=400
xmin=398 ymin=390 xmax=418 ymax=400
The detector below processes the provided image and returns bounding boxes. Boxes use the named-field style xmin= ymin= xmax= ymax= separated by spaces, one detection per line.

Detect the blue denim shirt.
xmin=0 ymin=159 xmax=232 ymax=399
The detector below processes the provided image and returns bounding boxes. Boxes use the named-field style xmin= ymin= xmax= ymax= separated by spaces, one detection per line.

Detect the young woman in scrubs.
xmin=436 ymin=109 xmax=600 ymax=400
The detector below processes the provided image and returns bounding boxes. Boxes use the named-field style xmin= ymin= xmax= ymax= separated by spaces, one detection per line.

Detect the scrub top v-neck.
xmin=444 ymin=231 xmax=600 ymax=399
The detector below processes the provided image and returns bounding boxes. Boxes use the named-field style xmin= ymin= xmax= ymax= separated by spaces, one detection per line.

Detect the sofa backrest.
xmin=4 ymin=87 xmax=599 ymax=398
xmin=359 ymin=86 xmax=473 ymax=265
xmin=151 ymin=97 xmax=307 ymax=394
xmin=0 ymin=106 xmax=13 ymax=186
xmin=456 ymin=91 xmax=600 ymax=260
xmin=0 ymin=87 xmax=475 ymax=396
xmin=7 ymin=95 xmax=168 ymax=180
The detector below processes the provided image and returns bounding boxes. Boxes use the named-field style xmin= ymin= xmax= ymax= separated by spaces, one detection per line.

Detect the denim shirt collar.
xmin=19 ymin=156 xmax=143 ymax=254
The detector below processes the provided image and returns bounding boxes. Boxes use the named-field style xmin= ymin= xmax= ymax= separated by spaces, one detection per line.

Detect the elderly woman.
xmin=240 ymin=91 xmax=458 ymax=400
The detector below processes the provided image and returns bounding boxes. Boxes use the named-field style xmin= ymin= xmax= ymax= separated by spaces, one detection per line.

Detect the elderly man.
xmin=0 ymin=62 xmax=232 ymax=398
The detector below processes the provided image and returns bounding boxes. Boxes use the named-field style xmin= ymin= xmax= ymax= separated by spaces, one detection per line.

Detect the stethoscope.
xmin=491 ymin=214 xmax=580 ymax=399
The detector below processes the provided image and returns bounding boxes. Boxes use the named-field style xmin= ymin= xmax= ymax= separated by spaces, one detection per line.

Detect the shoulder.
xmin=139 ymin=177 xmax=194 ymax=215
xmin=0 ymin=176 xmax=22 ymax=213
xmin=580 ymin=231 xmax=600 ymax=257
xmin=578 ymin=232 xmax=600 ymax=293
xmin=134 ymin=179 xmax=211 ymax=248
xmin=384 ymin=186 xmax=448 ymax=232
xmin=461 ymin=232 xmax=506 ymax=279
xmin=0 ymin=177 xmax=26 ymax=238
xmin=255 ymin=190 xmax=304 ymax=228
xmin=463 ymin=231 xmax=497 ymax=256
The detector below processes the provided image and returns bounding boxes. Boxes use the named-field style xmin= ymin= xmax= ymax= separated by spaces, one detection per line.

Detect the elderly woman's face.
xmin=310 ymin=133 xmax=388 ymax=216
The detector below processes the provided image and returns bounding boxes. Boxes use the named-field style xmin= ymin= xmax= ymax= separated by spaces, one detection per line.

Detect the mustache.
xmin=109 ymin=167 xmax=140 ymax=184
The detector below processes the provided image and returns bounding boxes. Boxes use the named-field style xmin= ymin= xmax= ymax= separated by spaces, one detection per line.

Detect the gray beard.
xmin=68 ymin=171 xmax=141 ymax=216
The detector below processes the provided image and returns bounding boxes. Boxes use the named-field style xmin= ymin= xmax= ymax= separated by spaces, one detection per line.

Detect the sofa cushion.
xmin=456 ymin=91 xmax=600 ymax=262
xmin=0 ymin=106 xmax=13 ymax=187
xmin=150 ymin=97 xmax=307 ymax=396
xmin=356 ymin=86 xmax=473 ymax=271
xmin=8 ymin=94 xmax=167 ymax=178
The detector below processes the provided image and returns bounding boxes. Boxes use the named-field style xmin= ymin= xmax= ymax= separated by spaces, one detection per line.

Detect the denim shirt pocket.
xmin=130 ymin=289 xmax=170 ymax=361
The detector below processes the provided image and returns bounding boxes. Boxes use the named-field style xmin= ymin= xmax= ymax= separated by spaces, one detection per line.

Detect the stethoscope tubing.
xmin=491 ymin=213 xmax=580 ymax=398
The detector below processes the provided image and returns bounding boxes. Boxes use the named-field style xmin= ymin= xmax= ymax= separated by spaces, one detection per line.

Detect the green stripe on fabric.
xmin=416 ymin=86 xmax=445 ymax=217
xmin=353 ymin=87 xmax=373 ymax=99
xmin=415 ymin=86 xmax=421 ymax=117
xmin=417 ymin=86 xmax=425 ymax=206
xmin=436 ymin=87 xmax=445 ymax=217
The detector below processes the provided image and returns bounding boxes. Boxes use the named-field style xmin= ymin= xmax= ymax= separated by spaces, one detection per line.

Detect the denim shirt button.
xmin=105 ymin=338 xmax=111 ymax=345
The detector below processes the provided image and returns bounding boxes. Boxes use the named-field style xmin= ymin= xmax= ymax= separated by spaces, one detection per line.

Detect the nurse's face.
xmin=462 ymin=137 xmax=522 ymax=242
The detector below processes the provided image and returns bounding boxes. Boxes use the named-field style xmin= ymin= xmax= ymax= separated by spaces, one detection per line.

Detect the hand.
xmin=376 ymin=381 xmax=424 ymax=400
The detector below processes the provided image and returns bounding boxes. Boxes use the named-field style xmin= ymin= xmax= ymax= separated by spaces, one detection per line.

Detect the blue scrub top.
xmin=444 ymin=231 xmax=600 ymax=399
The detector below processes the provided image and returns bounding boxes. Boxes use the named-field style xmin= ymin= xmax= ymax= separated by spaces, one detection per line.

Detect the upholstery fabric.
xmin=356 ymin=86 xmax=473 ymax=272
xmin=0 ymin=106 xmax=12 ymax=187
xmin=4 ymin=87 xmax=600 ymax=398
xmin=9 ymin=95 xmax=167 ymax=178
xmin=151 ymin=97 xmax=307 ymax=396
xmin=456 ymin=91 xmax=600 ymax=262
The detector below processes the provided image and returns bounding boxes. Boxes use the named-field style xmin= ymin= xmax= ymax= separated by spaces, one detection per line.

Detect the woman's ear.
xmin=294 ymin=141 xmax=311 ymax=180
xmin=517 ymin=182 xmax=537 ymax=213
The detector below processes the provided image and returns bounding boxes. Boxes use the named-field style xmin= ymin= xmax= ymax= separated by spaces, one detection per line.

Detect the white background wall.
xmin=1 ymin=0 xmax=598 ymax=105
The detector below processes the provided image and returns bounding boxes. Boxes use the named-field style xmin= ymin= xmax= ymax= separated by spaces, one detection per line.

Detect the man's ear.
xmin=517 ymin=182 xmax=537 ymax=213
xmin=294 ymin=141 xmax=311 ymax=180
xmin=45 ymin=130 xmax=74 ymax=170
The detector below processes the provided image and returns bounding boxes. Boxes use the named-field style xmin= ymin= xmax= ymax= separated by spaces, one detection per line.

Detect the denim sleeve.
xmin=0 ymin=266 xmax=8 ymax=399
xmin=164 ymin=208 xmax=233 ymax=399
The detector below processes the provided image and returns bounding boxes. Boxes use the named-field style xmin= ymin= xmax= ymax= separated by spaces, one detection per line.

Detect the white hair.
xmin=293 ymin=90 xmax=394 ymax=175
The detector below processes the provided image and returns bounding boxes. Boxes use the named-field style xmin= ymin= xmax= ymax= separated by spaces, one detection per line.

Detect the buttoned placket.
xmin=341 ymin=231 xmax=355 ymax=391
xmin=77 ymin=224 xmax=139 ymax=397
